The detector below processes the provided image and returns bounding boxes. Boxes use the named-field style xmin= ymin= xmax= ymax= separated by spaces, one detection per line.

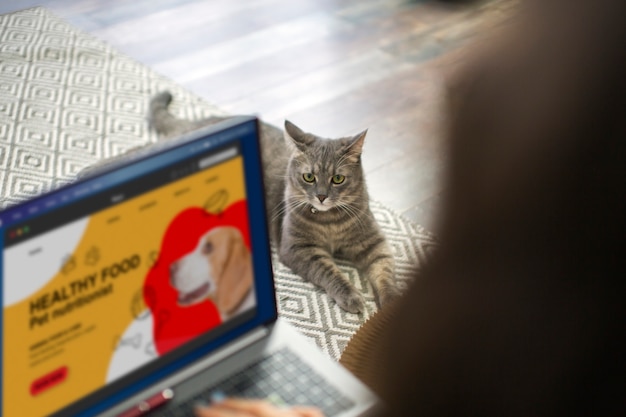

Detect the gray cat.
xmin=150 ymin=91 xmax=400 ymax=313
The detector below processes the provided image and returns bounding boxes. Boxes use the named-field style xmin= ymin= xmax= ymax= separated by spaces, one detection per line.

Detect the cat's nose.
xmin=317 ymin=194 xmax=327 ymax=203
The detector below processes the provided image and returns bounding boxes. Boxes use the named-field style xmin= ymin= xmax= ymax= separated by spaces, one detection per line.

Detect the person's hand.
xmin=194 ymin=398 xmax=325 ymax=417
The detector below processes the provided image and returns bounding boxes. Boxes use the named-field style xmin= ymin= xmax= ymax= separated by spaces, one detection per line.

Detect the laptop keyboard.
xmin=154 ymin=348 xmax=355 ymax=417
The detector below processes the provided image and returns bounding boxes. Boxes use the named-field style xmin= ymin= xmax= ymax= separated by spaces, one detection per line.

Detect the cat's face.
xmin=284 ymin=121 xmax=367 ymax=213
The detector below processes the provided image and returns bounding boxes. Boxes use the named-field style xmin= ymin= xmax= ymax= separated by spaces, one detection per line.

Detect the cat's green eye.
xmin=303 ymin=173 xmax=316 ymax=183
xmin=332 ymin=174 xmax=345 ymax=184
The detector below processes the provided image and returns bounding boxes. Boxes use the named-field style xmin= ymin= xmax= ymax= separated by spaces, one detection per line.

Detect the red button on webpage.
xmin=30 ymin=366 xmax=68 ymax=396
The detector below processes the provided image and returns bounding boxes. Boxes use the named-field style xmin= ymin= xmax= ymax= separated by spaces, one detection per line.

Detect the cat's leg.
xmin=279 ymin=244 xmax=365 ymax=313
xmin=353 ymin=238 xmax=402 ymax=307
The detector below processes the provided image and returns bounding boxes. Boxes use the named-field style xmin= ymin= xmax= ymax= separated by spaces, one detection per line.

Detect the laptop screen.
xmin=0 ymin=117 xmax=276 ymax=417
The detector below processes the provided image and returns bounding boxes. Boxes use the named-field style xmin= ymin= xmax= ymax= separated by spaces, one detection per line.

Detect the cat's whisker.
xmin=337 ymin=162 xmax=360 ymax=169
xmin=336 ymin=153 xmax=349 ymax=167
xmin=270 ymin=197 xmax=308 ymax=222
xmin=337 ymin=195 xmax=366 ymax=207
xmin=270 ymin=173 xmax=292 ymax=180
xmin=336 ymin=156 xmax=357 ymax=168
xmin=289 ymin=201 xmax=310 ymax=216
xmin=270 ymin=205 xmax=287 ymax=222
xmin=337 ymin=202 xmax=368 ymax=233
xmin=341 ymin=200 xmax=368 ymax=217
xmin=284 ymin=198 xmax=309 ymax=212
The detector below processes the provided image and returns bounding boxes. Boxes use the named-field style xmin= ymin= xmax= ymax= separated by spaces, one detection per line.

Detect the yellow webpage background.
xmin=3 ymin=156 xmax=245 ymax=417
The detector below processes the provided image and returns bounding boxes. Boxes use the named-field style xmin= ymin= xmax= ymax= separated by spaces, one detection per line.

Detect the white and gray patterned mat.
xmin=0 ymin=7 xmax=436 ymax=361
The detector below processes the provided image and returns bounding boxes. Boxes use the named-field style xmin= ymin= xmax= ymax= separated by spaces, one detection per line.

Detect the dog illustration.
xmin=169 ymin=226 xmax=254 ymax=320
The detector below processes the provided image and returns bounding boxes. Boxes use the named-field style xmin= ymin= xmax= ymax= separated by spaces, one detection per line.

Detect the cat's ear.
xmin=284 ymin=120 xmax=313 ymax=152
xmin=344 ymin=129 xmax=367 ymax=160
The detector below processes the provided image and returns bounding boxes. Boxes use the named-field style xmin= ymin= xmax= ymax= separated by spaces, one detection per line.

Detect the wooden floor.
xmin=1 ymin=0 xmax=512 ymax=232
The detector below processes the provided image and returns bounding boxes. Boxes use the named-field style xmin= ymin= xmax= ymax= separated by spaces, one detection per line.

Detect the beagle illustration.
xmin=169 ymin=226 xmax=254 ymax=320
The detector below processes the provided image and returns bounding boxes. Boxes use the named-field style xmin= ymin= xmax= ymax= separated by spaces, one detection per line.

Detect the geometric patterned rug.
xmin=0 ymin=7 xmax=437 ymax=361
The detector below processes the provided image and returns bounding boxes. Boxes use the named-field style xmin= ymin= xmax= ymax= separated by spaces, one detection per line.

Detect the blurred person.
xmin=195 ymin=0 xmax=626 ymax=415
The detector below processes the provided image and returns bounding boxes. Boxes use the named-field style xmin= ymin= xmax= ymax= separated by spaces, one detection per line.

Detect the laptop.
xmin=0 ymin=116 xmax=381 ymax=417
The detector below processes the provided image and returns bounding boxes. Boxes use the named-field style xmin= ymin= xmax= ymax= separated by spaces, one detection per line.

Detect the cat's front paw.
xmin=378 ymin=283 xmax=403 ymax=307
xmin=335 ymin=291 xmax=365 ymax=314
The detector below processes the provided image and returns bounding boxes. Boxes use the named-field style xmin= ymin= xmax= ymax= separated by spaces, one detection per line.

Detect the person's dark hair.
xmin=377 ymin=0 xmax=626 ymax=415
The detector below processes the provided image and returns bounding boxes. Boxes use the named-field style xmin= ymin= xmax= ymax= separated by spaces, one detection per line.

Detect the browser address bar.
xmin=198 ymin=147 xmax=238 ymax=170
